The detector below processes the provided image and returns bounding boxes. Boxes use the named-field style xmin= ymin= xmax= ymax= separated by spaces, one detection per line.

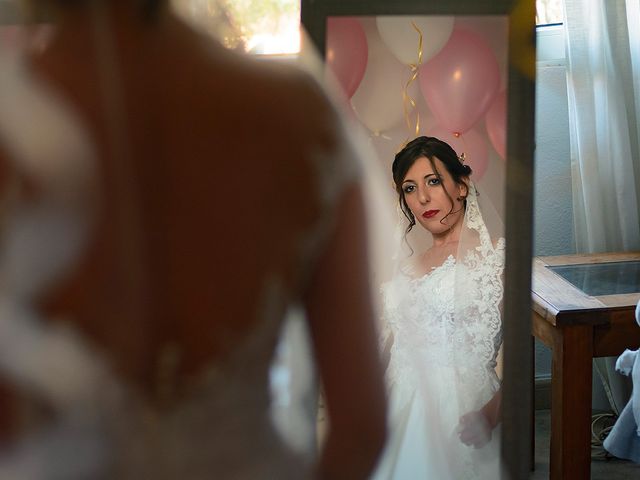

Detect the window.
xmin=173 ymin=0 xmax=562 ymax=56
xmin=536 ymin=0 xmax=564 ymax=63
xmin=172 ymin=0 xmax=564 ymax=54
xmin=172 ymin=0 xmax=301 ymax=55
xmin=536 ymin=0 xmax=563 ymax=26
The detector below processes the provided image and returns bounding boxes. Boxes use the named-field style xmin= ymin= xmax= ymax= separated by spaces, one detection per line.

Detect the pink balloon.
xmin=419 ymin=28 xmax=500 ymax=134
xmin=485 ymin=90 xmax=507 ymax=159
xmin=326 ymin=18 xmax=368 ymax=99
xmin=428 ymin=125 xmax=489 ymax=181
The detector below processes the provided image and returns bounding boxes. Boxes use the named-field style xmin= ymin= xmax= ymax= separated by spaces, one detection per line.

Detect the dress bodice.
xmin=382 ymin=235 xmax=505 ymax=410
xmin=383 ymin=256 xmax=459 ymax=364
xmin=0 ymin=289 xmax=307 ymax=479
xmin=0 ymin=43 xmax=359 ymax=478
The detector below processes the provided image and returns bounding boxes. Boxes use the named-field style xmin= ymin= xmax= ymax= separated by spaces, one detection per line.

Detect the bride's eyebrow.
xmin=402 ymin=173 xmax=436 ymax=185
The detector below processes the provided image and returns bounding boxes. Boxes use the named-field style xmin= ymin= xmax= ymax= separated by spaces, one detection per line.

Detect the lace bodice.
xmin=384 ymin=256 xmax=459 ymax=363
xmin=0 ymin=45 xmax=360 ymax=478
xmin=383 ymin=252 xmax=501 ymax=379
xmin=0 ymin=279 xmax=312 ymax=479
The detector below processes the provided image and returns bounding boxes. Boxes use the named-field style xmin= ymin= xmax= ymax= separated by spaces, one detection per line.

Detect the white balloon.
xmin=351 ymin=21 xmax=418 ymax=134
xmin=376 ymin=15 xmax=455 ymax=65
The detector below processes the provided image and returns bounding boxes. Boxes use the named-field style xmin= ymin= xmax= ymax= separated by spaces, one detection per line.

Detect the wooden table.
xmin=531 ymin=252 xmax=640 ymax=480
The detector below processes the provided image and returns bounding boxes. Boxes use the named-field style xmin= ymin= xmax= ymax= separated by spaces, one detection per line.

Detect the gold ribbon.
xmin=401 ymin=22 xmax=423 ymax=148
xmin=453 ymin=131 xmax=468 ymax=163
xmin=371 ymin=130 xmax=393 ymax=141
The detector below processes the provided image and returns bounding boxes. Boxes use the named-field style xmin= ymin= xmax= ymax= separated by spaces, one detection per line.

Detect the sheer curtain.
xmin=563 ymin=0 xmax=640 ymax=253
xmin=563 ymin=0 xmax=640 ymax=417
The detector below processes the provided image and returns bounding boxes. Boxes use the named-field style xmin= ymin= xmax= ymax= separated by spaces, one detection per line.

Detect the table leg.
xmin=531 ymin=335 xmax=536 ymax=472
xmin=550 ymin=324 xmax=593 ymax=480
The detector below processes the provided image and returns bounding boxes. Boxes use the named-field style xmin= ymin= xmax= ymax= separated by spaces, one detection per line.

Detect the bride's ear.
xmin=457 ymin=178 xmax=470 ymax=200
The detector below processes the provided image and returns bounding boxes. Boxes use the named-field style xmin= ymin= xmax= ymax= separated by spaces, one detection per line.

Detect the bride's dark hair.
xmin=392 ymin=136 xmax=473 ymax=236
xmin=24 ymin=0 xmax=165 ymax=21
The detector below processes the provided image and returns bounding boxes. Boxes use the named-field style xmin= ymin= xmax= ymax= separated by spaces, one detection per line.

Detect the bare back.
xmin=9 ymin=9 xmax=343 ymax=399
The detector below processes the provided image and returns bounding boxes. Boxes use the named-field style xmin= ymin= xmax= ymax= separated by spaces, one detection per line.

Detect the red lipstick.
xmin=423 ymin=210 xmax=439 ymax=219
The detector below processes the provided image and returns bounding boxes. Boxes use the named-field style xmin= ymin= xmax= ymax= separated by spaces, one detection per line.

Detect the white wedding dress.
xmin=374 ymin=186 xmax=505 ymax=479
xmin=0 ymin=45 xmax=360 ymax=479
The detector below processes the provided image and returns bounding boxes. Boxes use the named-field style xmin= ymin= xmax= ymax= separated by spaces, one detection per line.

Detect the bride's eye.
xmin=403 ymin=184 xmax=416 ymax=194
xmin=427 ymin=177 xmax=441 ymax=186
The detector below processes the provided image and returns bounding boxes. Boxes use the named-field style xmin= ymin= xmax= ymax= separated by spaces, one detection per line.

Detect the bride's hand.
xmin=456 ymin=410 xmax=492 ymax=448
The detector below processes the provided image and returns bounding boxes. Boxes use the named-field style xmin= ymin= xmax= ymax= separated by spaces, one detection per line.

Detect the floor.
xmin=531 ymin=410 xmax=640 ymax=479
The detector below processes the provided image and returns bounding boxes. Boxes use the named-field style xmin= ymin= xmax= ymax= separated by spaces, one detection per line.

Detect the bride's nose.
xmin=418 ymin=185 xmax=429 ymax=204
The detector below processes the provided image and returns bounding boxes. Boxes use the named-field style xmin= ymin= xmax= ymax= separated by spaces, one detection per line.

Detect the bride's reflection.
xmin=325 ymin=15 xmax=508 ymax=479
xmin=375 ymin=136 xmax=505 ymax=479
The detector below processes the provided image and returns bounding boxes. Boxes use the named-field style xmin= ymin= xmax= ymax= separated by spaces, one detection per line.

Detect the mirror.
xmin=302 ymin=1 xmax=535 ymax=478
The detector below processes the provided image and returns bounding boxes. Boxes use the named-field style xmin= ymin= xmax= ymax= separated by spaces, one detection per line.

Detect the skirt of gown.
xmin=373 ymin=363 xmax=502 ymax=480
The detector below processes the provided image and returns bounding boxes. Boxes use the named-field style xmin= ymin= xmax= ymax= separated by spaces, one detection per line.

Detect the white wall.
xmin=534 ymin=66 xmax=574 ymax=258
xmin=534 ymin=26 xmax=574 ymax=378
xmin=534 ymin=26 xmax=614 ymax=410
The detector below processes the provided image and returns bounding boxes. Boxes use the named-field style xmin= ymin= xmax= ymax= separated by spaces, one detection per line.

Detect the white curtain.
xmin=563 ymin=0 xmax=640 ymax=416
xmin=564 ymin=0 xmax=640 ymax=253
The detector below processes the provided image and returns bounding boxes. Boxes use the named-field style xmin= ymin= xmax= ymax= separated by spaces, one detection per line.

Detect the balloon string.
xmin=402 ymin=21 xmax=423 ymax=144
xmin=453 ymin=131 xmax=468 ymax=163
xmin=371 ymin=130 xmax=392 ymax=141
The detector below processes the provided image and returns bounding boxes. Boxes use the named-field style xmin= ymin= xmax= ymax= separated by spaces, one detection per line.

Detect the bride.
xmin=0 ymin=0 xmax=387 ymax=478
xmin=374 ymin=136 xmax=505 ymax=479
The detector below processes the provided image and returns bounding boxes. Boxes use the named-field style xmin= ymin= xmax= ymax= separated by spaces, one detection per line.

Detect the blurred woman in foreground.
xmin=0 ymin=1 xmax=386 ymax=477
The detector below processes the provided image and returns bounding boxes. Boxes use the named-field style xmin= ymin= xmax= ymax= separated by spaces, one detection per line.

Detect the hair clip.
xmin=458 ymin=153 xmax=466 ymax=163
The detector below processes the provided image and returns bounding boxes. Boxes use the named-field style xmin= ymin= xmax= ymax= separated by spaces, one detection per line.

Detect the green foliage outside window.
xmin=172 ymin=0 xmax=300 ymax=53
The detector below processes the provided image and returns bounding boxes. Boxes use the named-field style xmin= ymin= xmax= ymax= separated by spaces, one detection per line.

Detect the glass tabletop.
xmin=547 ymin=261 xmax=640 ymax=296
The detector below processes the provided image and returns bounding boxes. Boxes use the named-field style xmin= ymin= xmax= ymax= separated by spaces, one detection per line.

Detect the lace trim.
xmin=0 ymin=52 xmax=96 ymax=303
xmin=457 ymin=185 xmax=505 ymax=390
xmin=0 ymin=275 xmax=309 ymax=478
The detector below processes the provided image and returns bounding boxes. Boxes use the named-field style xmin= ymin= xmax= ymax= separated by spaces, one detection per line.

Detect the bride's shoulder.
xmin=489 ymin=237 xmax=506 ymax=260
xmin=205 ymin=43 xmax=335 ymax=122
xmin=491 ymin=237 xmax=506 ymax=249
xmin=396 ymin=257 xmax=420 ymax=278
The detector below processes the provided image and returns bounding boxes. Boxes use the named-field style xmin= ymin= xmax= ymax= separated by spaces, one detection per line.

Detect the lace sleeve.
xmin=0 ymin=51 xmax=96 ymax=303
xmin=288 ymin=74 xmax=367 ymax=288
xmin=307 ymin=100 xmax=362 ymax=214
xmin=378 ymin=319 xmax=393 ymax=354
xmin=378 ymin=278 xmax=398 ymax=347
